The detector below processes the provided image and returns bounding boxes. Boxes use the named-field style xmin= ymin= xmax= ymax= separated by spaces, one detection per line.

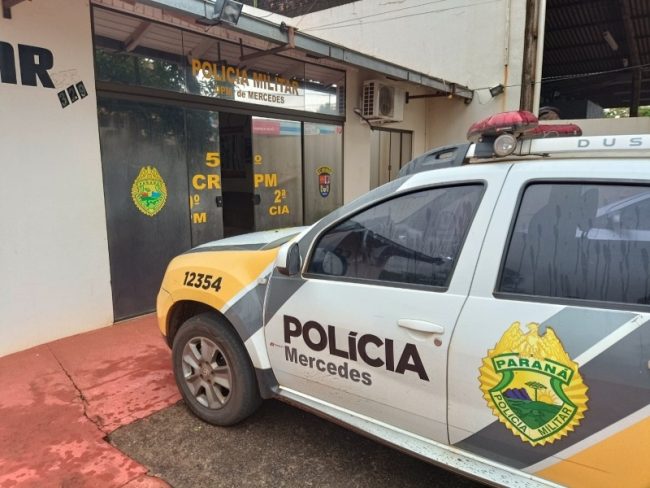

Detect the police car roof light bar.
xmin=467 ymin=110 xmax=539 ymax=142
xmin=467 ymin=110 xmax=585 ymax=159
xmin=465 ymin=134 xmax=650 ymax=160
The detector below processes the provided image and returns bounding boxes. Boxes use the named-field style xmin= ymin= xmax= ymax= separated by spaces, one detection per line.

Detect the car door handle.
xmin=397 ymin=319 xmax=445 ymax=334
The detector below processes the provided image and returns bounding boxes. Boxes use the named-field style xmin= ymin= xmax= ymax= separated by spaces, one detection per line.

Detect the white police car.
xmin=158 ymin=111 xmax=650 ymax=488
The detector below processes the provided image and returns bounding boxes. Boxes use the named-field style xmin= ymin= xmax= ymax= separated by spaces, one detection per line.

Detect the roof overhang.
xmin=133 ymin=0 xmax=473 ymax=100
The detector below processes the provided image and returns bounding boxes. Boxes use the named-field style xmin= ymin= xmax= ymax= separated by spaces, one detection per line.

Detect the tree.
xmin=604 ymin=106 xmax=650 ymax=118
xmin=525 ymin=381 xmax=547 ymax=402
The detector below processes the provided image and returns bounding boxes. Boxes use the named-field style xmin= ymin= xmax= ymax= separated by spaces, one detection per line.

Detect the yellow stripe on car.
xmin=536 ymin=416 xmax=650 ymax=488
xmin=158 ymin=248 xmax=279 ymax=336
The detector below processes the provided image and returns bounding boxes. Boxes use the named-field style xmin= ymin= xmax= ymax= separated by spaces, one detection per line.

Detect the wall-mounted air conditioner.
xmin=362 ymin=80 xmax=405 ymax=122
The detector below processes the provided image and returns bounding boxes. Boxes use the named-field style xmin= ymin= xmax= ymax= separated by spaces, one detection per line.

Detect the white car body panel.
xmin=265 ymin=165 xmax=511 ymax=444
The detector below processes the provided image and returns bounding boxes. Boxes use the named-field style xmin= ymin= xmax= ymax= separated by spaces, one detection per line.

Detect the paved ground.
xmin=0 ymin=315 xmax=483 ymax=487
xmin=110 ymin=400 xmax=485 ymax=488
xmin=0 ymin=315 xmax=179 ymax=488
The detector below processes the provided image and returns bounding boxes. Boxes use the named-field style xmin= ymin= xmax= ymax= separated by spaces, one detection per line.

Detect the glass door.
xmin=219 ymin=112 xmax=253 ymax=237
xmin=303 ymin=122 xmax=343 ymax=224
xmin=186 ymin=108 xmax=223 ymax=246
xmin=98 ymin=97 xmax=223 ymax=319
xmin=98 ymin=97 xmax=192 ymax=319
xmin=251 ymin=117 xmax=303 ymax=231
xmin=370 ymin=129 xmax=413 ymax=189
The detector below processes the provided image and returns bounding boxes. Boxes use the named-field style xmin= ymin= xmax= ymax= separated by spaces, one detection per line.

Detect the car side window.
xmin=307 ymin=184 xmax=484 ymax=288
xmin=499 ymin=183 xmax=650 ymax=305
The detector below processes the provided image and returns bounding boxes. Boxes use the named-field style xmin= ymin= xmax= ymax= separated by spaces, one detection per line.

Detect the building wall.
xmin=292 ymin=0 xmax=515 ymax=89
xmin=245 ymin=0 xmax=528 ymax=178
xmin=342 ymin=69 xmax=430 ymax=202
xmin=342 ymin=68 xmax=372 ymax=202
xmin=0 ymin=0 xmax=113 ymax=355
xmin=291 ymin=0 xmax=527 ymax=150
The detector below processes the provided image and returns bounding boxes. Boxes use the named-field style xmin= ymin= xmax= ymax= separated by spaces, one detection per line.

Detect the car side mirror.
xmin=277 ymin=242 xmax=301 ymax=276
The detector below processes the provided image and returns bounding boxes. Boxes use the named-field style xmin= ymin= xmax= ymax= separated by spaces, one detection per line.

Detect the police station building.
xmin=0 ymin=0 xmax=473 ymax=355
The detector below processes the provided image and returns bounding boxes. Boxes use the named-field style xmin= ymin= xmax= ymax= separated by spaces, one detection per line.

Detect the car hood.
xmin=189 ymin=226 xmax=309 ymax=253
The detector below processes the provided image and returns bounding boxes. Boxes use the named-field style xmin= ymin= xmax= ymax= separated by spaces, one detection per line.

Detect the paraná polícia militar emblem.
xmin=479 ymin=322 xmax=588 ymax=446
xmin=131 ymin=166 xmax=167 ymax=217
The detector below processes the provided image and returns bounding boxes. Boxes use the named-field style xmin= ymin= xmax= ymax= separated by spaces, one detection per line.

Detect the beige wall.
xmin=341 ymin=69 xmax=431 ymax=202
xmin=0 ymin=0 xmax=113 ymax=356
xmin=343 ymin=68 xmax=372 ymax=202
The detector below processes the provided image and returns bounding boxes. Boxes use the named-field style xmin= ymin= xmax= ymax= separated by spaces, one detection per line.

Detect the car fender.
xmin=159 ymin=248 xmax=279 ymax=380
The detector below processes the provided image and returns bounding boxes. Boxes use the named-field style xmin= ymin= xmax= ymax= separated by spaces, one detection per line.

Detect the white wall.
xmin=292 ymin=0 xmax=519 ymax=94
xmin=0 ymin=0 xmax=113 ymax=356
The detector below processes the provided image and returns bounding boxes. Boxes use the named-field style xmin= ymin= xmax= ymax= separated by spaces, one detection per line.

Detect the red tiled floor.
xmin=0 ymin=315 xmax=180 ymax=488
xmin=48 ymin=315 xmax=180 ymax=433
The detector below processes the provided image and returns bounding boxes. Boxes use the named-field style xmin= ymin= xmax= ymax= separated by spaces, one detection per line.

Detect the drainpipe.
xmin=532 ymin=0 xmax=546 ymax=115
xmin=503 ymin=0 xmax=511 ymax=111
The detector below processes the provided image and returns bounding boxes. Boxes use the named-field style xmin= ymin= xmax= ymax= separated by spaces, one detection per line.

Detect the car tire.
xmin=172 ymin=312 xmax=262 ymax=426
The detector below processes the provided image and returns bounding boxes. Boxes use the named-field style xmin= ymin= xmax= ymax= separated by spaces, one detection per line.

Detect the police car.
xmin=157 ymin=111 xmax=650 ymax=488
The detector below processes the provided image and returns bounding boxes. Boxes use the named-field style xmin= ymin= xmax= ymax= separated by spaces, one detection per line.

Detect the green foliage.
xmin=95 ymin=49 xmax=186 ymax=92
xmin=604 ymin=106 xmax=650 ymax=118
xmin=525 ymin=381 xmax=547 ymax=402
xmin=525 ymin=381 xmax=547 ymax=390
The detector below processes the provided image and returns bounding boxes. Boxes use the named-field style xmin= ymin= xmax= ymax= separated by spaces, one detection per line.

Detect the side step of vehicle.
xmin=277 ymin=387 xmax=562 ymax=488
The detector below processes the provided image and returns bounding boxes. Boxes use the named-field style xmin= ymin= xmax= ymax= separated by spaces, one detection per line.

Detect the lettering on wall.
xmin=58 ymin=81 xmax=88 ymax=108
xmin=0 ymin=42 xmax=54 ymax=87
xmin=0 ymin=41 xmax=89 ymax=109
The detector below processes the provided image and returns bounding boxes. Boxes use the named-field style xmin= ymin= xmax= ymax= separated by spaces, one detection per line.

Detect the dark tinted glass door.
xmin=98 ymin=98 xmax=223 ymax=319
xmin=99 ymin=97 xmax=192 ymax=319
xmin=186 ymin=108 xmax=223 ymax=245
xmin=219 ymin=112 xmax=254 ymax=237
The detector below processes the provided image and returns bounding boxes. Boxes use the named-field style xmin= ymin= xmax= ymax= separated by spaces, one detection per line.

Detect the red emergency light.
xmin=524 ymin=123 xmax=583 ymax=139
xmin=467 ymin=110 xmax=583 ymax=157
xmin=467 ymin=111 xmax=538 ymax=141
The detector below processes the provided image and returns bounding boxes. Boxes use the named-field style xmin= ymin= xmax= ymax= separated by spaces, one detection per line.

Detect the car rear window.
xmin=499 ymin=182 xmax=650 ymax=306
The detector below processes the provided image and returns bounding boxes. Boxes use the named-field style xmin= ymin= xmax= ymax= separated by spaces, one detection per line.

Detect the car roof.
xmin=399 ymin=135 xmax=650 ymax=178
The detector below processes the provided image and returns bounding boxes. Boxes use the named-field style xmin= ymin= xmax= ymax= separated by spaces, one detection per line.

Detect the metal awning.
xmin=543 ymin=0 xmax=650 ymax=109
xmin=134 ymin=0 xmax=473 ymax=100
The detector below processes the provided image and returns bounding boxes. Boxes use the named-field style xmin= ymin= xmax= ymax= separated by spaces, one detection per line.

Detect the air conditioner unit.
xmin=362 ymin=80 xmax=405 ymax=122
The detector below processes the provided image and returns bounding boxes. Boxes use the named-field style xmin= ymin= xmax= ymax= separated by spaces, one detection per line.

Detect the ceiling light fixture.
xmin=198 ymin=0 xmax=243 ymax=26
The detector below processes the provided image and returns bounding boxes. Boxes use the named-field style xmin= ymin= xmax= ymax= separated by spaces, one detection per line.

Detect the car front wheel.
xmin=172 ymin=312 xmax=261 ymax=426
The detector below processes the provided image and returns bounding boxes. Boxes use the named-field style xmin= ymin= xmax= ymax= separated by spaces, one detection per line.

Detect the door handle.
xmin=215 ymin=196 xmax=223 ymax=208
xmin=397 ymin=319 xmax=445 ymax=334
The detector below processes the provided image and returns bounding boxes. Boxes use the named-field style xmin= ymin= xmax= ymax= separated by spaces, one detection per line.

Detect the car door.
xmin=448 ymin=160 xmax=650 ymax=487
xmin=264 ymin=165 xmax=510 ymax=444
